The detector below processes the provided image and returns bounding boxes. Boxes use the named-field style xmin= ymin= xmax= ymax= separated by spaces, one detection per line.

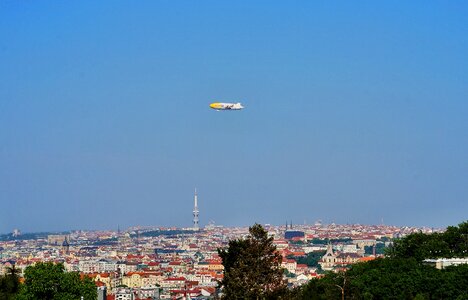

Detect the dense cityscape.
xmin=1 ymin=192 xmax=454 ymax=300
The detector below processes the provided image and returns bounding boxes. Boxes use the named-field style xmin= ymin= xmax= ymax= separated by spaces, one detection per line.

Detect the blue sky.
xmin=1 ymin=1 xmax=467 ymax=233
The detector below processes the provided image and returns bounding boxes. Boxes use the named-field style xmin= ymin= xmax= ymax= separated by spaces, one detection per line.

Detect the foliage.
xmin=283 ymin=269 xmax=296 ymax=278
xmin=295 ymin=251 xmax=325 ymax=268
xmin=16 ymin=262 xmax=97 ymax=300
xmin=0 ymin=265 xmax=21 ymax=300
xmin=364 ymin=243 xmax=386 ymax=255
xmin=308 ymin=238 xmax=352 ymax=245
xmin=294 ymin=220 xmax=468 ymax=300
xmin=347 ymin=259 xmax=468 ymax=299
xmin=295 ymin=272 xmax=348 ymax=300
xmin=295 ymin=258 xmax=468 ymax=300
xmin=288 ymin=240 xmax=304 ymax=245
xmin=0 ymin=232 xmax=71 ymax=242
xmin=389 ymin=221 xmax=468 ymax=261
xmin=218 ymin=223 xmax=288 ymax=299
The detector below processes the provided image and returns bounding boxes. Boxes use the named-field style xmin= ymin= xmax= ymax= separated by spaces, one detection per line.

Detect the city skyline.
xmin=6 ymin=218 xmax=450 ymax=298
xmin=0 ymin=212 xmax=449 ymax=236
xmin=1 ymin=1 xmax=468 ymax=232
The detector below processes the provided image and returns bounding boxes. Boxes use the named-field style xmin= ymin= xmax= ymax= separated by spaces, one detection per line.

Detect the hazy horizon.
xmin=1 ymin=219 xmax=451 ymax=236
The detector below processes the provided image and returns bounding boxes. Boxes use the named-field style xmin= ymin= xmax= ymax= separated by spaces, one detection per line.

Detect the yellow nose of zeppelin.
xmin=210 ymin=103 xmax=220 ymax=109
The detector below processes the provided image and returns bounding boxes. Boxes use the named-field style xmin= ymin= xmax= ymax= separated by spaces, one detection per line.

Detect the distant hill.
xmin=0 ymin=232 xmax=69 ymax=241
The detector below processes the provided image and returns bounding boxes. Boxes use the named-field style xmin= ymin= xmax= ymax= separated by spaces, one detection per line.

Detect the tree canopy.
xmin=218 ymin=223 xmax=288 ymax=299
xmin=16 ymin=262 xmax=97 ymax=300
xmin=388 ymin=221 xmax=468 ymax=261
xmin=0 ymin=265 xmax=21 ymax=300
xmin=294 ymin=251 xmax=325 ymax=269
xmin=295 ymin=220 xmax=468 ymax=300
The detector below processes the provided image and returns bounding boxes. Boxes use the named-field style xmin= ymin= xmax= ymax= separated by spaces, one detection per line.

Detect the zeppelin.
xmin=209 ymin=102 xmax=244 ymax=110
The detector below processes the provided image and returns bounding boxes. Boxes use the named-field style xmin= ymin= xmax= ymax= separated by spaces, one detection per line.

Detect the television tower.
xmin=193 ymin=188 xmax=199 ymax=231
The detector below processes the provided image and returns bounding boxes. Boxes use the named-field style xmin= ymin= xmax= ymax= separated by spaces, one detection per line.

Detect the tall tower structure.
xmin=193 ymin=188 xmax=199 ymax=231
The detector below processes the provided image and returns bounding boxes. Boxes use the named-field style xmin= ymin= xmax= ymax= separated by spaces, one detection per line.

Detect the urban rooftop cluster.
xmin=0 ymin=221 xmax=440 ymax=300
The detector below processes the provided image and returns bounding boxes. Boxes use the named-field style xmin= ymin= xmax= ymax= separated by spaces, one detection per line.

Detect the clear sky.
xmin=1 ymin=1 xmax=467 ymax=233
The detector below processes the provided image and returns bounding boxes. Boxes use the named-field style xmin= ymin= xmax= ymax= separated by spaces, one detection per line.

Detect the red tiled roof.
xmin=95 ymin=280 xmax=106 ymax=287
xmin=165 ymin=277 xmax=186 ymax=281
xmin=201 ymin=287 xmax=216 ymax=294
xmin=359 ymin=256 xmax=376 ymax=262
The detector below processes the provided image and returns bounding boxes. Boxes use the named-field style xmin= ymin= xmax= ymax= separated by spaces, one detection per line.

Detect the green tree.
xmin=389 ymin=221 xmax=468 ymax=261
xmin=295 ymin=272 xmax=348 ymax=300
xmin=0 ymin=265 xmax=21 ymax=300
xmin=295 ymin=220 xmax=468 ymax=300
xmin=17 ymin=262 xmax=96 ymax=300
xmin=296 ymin=251 xmax=325 ymax=268
xmin=218 ymin=223 xmax=287 ymax=299
xmin=364 ymin=243 xmax=386 ymax=255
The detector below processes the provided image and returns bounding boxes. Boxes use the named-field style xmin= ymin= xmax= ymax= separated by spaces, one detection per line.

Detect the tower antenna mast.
xmin=193 ymin=188 xmax=199 ymax=231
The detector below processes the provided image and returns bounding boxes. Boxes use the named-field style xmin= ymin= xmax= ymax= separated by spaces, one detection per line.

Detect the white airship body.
xmin=209 ymin=102 xmax=244 ymax=110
